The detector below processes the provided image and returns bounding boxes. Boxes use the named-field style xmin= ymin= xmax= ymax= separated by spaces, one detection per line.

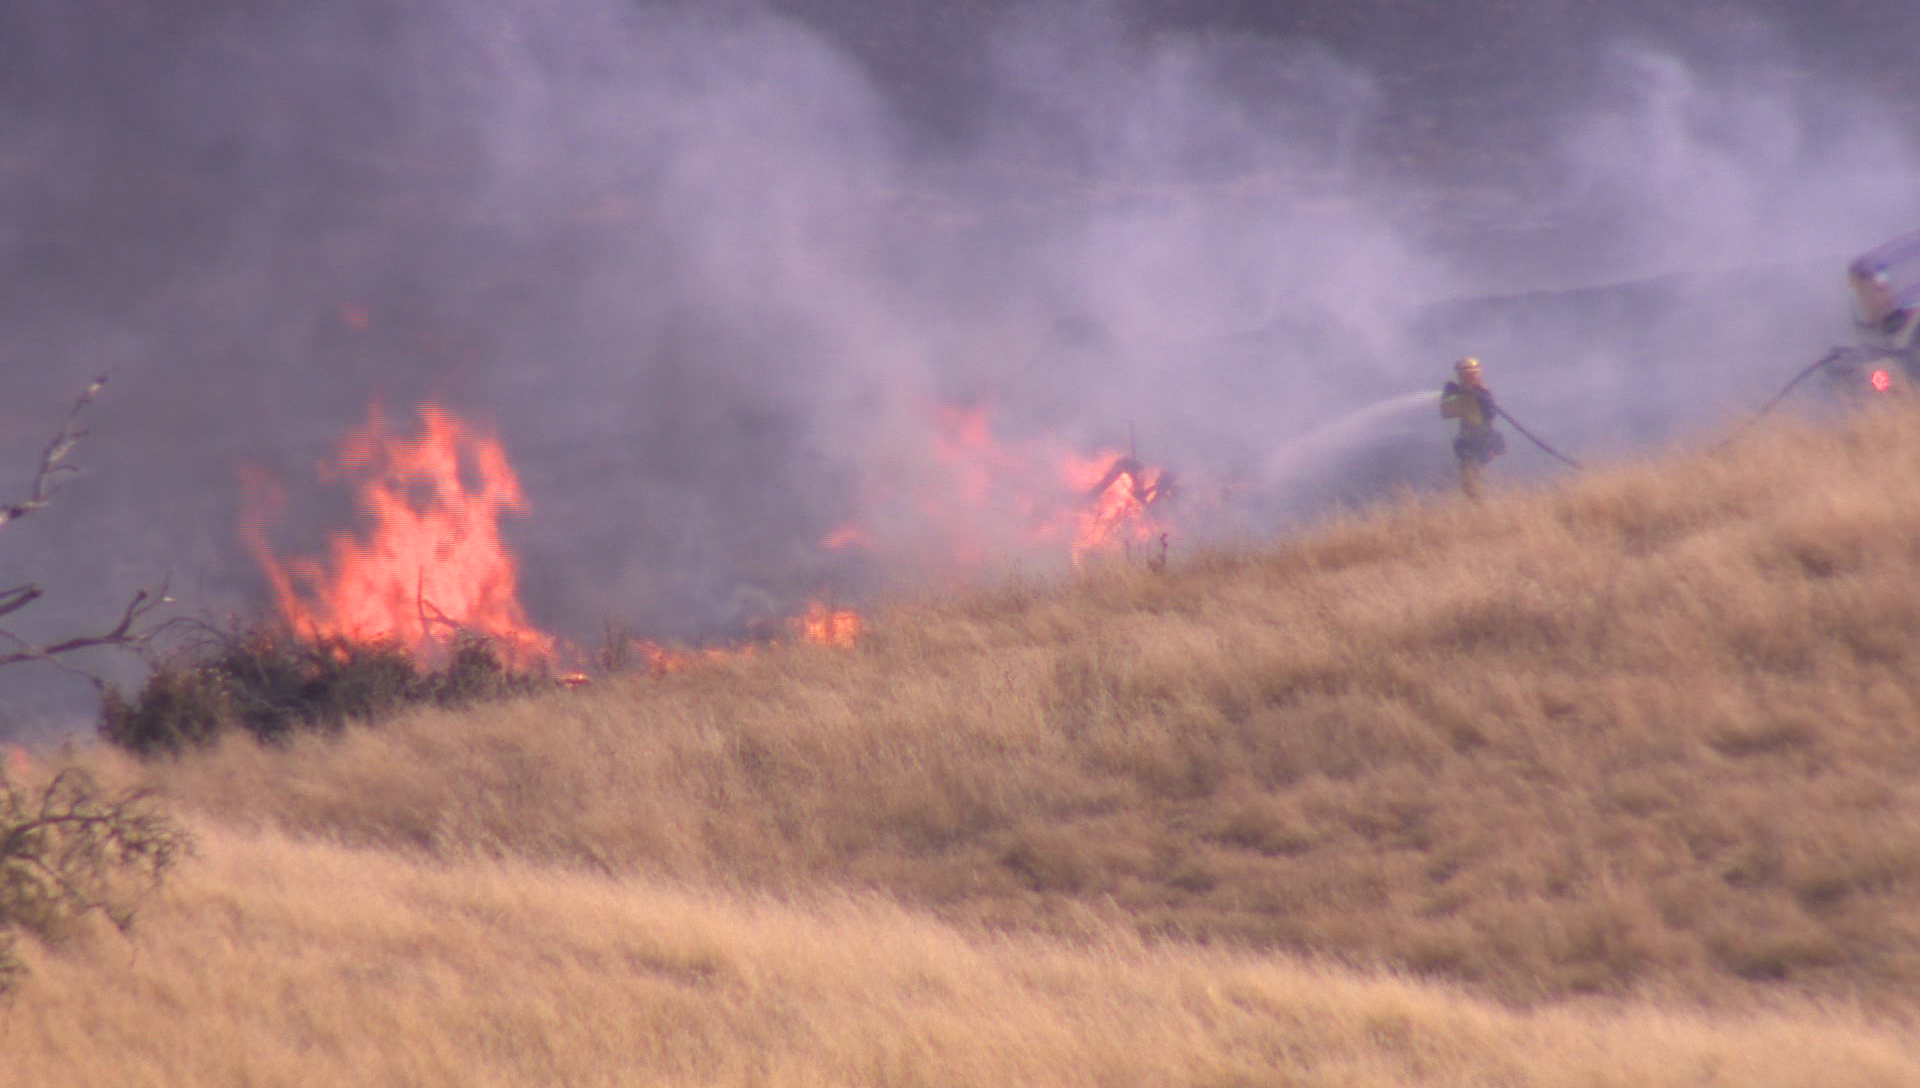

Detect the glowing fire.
xmin=1871 ymin=368 xmax=1894 ymax=394
xmin=626 ymin=600 xmax=861 ymax=676
xmin=630 ymin=640 xmax=750 ymax=676
xmin=829 ymin=405 xmax=1174 ymax=574
xmin=234 ymin=402 xmax=920 ymax=683
xmin=790 ymin=600 xmax=863 ymax=648
xmin=1061 ymin=453 xmax=1172 ymax=569
xmin=241 ymin=405 xmax=553 ymax=665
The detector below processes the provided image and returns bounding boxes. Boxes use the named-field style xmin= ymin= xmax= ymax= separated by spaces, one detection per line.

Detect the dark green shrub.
xmin=100 ymin=624 xmax=548 ymax=756
xmin=97 ymin=655 xmax=236 ymax=755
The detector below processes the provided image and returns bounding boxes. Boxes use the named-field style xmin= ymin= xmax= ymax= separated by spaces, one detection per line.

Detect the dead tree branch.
xmin=0 ymin=376 xmax=169 ymax=684
xmin=0 ymin=375 xmax=107 ymax=532
xmin=0 ymin=584 xmax=171 ymax=684
xmin=0 ymin=586 xmax=42 ymax=621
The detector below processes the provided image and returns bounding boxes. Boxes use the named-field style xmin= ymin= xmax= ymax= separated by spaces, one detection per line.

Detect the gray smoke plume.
xmin=2 ymin=0 xmax=1917 ymax=736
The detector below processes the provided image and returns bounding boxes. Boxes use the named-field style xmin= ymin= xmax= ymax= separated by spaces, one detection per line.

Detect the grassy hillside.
xmin=142 ymin=406 xmax=1920 ymax=1005
xmin=5 ymin=824 xmax=1917 ymax=1088
xmin=12 ymin=404 xmax=1920 ymax=1084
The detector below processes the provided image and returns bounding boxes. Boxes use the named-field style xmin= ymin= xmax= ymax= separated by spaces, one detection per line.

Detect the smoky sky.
xmin=2 ymin=0 xmax=1918 ymax=736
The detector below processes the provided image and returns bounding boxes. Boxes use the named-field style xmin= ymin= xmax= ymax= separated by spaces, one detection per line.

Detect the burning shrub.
xmin=99 ymin=625 xmax=548 ymax=756
xmin=0 ymin=765 xmax=189 ymax=994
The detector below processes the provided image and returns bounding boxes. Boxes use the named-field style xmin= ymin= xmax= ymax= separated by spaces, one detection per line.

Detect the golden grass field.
xmin=12 ymin=404 xmax=1920 ymax=1084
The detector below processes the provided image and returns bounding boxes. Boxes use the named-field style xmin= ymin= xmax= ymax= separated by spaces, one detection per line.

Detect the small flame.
xmin=1871 ymin=368 xmax=1894 ymax=394
xmin=627 ymin=600 xmax=861 ymax=676
xmin=629 ymin=640 xmax=750 ymax=675
xmin=241 ymin=405 xmax=553 ymax=666
xmin=5 ymin=745 xmax=28 ymax=780
xmin=790 ymin=600 xmax=863 ymax=648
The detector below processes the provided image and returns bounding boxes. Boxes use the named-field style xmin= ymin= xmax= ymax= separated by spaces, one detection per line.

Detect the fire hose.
xmin=1490 ymin=344 xmax=1856 ymax=469
xmin=1488 ymin=400 xmax=1583 ymax=470
xmin=1706 ymin=347 xmax=1850 ymax=453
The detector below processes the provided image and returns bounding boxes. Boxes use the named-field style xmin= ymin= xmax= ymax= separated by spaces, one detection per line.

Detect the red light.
xmin=1870 ymin=368 xmax=1893 ymax=393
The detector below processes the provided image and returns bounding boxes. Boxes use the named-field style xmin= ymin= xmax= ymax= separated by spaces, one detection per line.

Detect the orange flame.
xmin=835 ymin=404 xmax=1173 ymax=574
xmin=627 ymin=599 xmax=861 ymax=677
xmin=238 ymin=404 xmax=880 ymax=682
xmin=630 ymin=640 xmax=751 ymax=676
xmin=790 ymin=600 xmax=863 ymax=648
xmin=1061 ymin=453 xmax=1170 ymax=569
xmin=241 ymin=405 xmax=552 ymax=665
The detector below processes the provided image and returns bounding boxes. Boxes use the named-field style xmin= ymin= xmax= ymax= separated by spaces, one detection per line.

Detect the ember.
xmin=630 ymin=640 xmax=750 ymax=676
xmin=624 ymin=600 xmax=861 ymax=677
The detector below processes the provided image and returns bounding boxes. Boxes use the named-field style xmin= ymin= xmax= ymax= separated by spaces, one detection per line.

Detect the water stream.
xmin=1260 ymin=390 xmax=1443 ymax=489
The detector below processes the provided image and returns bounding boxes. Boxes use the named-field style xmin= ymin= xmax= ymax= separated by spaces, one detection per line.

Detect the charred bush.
xmin=99 ymin=625 xmax=547 ymax=755
xmin=0 ymin=766 xmax=189 ymax=994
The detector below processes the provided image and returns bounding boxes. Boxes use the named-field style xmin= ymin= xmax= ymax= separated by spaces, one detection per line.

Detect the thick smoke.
xmin=1 ymin=0 xmax=1917 ymax=735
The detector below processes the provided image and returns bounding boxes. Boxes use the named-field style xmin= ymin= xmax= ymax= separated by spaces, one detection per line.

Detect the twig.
xmin=0 ymin=376 xmax=108 ymax=532
xmin=417 ymin=568 xmax=460 ymax=638
xmin=0 ymin=585 xmax=43 ymax=621
xmin=0 ymin=376 xmax=167 ymax=686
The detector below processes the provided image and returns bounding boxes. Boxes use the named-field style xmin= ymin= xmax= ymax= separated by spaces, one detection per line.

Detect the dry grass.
xmin=5 ymin=823 xmax=1919 ymax=1088
xmin=130 ymin=406 xmax=1920 ymax=1007
xmin=17 ymin=403 xmax=1920 ymax=1083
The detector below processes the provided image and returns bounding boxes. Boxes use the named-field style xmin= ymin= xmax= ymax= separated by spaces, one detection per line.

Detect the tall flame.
xmin=241 ymin=405 xmax=553 ymax=665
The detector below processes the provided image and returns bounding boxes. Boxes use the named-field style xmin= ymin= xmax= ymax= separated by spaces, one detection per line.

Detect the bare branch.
xmin=0 ymin=377 xmax=171 ymax=686
xmin=0 ymin=585 xmax=42 ymax=620
xmin=417 ymin=566 xmax=463 ymax=647
xmin=0 ymin=375 xmax=109 ymax=532
xmin=0 ymin=582 xmax=170 ymax=687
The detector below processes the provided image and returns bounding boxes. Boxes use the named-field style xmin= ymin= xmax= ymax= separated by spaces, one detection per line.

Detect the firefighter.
xmin=1440 ymin=356 xmax=1505 ymax=499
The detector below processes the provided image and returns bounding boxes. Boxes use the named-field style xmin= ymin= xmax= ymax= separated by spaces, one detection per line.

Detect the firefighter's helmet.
xmin=1455 ymin=356 xmax=1482 ymax=380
